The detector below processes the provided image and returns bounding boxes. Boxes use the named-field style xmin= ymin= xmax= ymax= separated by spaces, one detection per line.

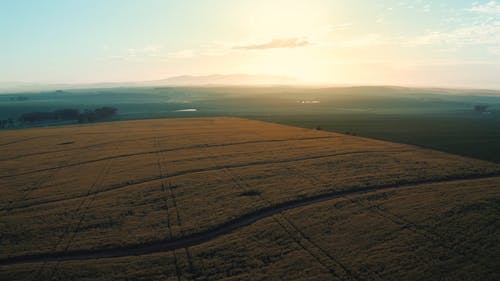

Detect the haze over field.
xmin=1 ymin=0 xmax=500 ymax=89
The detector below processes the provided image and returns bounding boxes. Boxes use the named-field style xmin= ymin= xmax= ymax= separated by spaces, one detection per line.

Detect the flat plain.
xmin=0 ymin=117 xmax=499 ymax=280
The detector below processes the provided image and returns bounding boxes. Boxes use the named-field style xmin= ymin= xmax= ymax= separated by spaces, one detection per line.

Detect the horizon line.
xmin=1 ymin=74 xmax=500 ymax=93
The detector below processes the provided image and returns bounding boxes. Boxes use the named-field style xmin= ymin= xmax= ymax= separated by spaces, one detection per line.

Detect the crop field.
xmin=252 ymin=112 xmax=500 ymax=164
xmin=1 ymin=117 xmax=499 ymax=280
xmin=2 ymin=86 xmax=500 ymax=164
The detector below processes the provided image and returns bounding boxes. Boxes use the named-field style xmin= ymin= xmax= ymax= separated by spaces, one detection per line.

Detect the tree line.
xmin=0 ymin=107 xmax=117 ymax=128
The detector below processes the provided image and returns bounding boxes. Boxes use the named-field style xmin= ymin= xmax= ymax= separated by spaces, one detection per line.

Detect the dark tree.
xmin=93 ymin=107 xmax=117 ymax=119
xmin=19 ymin=112 xmax=55 ymax=123
xmin=18 ymin=107 xmax=118 ymax=125
xmin=78 ymin=107 xmax=117 ymax=123
xmin=474 ymin=105 xmax=489 ymax=112
xmin=54 ymin=109 xmax=80 ymax=120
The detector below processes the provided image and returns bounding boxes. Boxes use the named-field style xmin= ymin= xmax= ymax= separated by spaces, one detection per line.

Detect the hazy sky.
xmin=1 ymin=0 xmax=499 ymax=88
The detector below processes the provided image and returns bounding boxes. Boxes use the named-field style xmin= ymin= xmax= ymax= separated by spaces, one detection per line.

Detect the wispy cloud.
xmin=408 ymin=22 xmax=500 ymax=45
xmin=468 ymin=1 xmax=500 ymax=14
xmin=166 ymin=49 xmax=196 ymax=59
xmin=130 ymin=45 xmax=163 ymax=56
xmin=103 ymin=45 xmax=163 ymax=61
xmin=330 ymin=23 xmax=353 ymax=31
xmin=403 ymin=2 xmax=500 ymax=47
xmin=334 ymin=34 xmax=388 ymax=47
xmin=233 ymin=38 xmax=310 ymax=50
xmin=488 ymin=46 xmax=500 ymax=55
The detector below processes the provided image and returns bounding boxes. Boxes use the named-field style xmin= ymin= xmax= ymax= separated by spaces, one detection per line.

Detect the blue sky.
xmin=1 ymin=0 xmax=499 ymax=88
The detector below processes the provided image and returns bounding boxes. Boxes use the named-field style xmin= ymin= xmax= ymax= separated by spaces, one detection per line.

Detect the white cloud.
xmin=488 ymin=46 xmax=500 ymax=55
xmin=408 ymin=22 xmax=500 ymax=45
xmin=339 ymin=34 xmax=387 ymax=47
xmin=142 ymin=45 xmax=162 ymax=53
xmin=330 ymin=23 xmax=353 ymax=31
xmin=102 ymin=45 xmax=163 ymax=61
xmin=232 ymin=38 xmax=310 ymax=50
xmin=166 ymin=49 xmax=196 ymax=59
xmin=468 ymin=1 xmax=500 ymax=14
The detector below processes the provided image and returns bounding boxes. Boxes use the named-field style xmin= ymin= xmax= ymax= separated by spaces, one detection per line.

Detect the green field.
xmin=1 ymin=86 xmax=499 ymax=163
xmin=252 ymin=113 xmax=500 ymax=163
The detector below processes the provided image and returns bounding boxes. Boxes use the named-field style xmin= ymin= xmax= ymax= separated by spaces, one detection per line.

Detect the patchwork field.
xmin=0 ymin=117 xmax=499 ymax=280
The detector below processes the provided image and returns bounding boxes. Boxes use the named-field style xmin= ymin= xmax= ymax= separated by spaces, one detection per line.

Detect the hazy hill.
xmin=151 ymin=74 xmax=300 ymax=86
xmin=0 ymin=74 xmax=300 ymax=93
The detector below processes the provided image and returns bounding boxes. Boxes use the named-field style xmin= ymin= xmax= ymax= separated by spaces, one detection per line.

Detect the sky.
xmin=0 ymin=0 xmax=499 ymax=88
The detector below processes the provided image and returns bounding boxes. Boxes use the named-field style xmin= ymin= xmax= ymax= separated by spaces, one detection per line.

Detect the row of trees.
xmin=474 ymin=105 xmax=489 ymax=112
xmin=17 ymin=107 xmax=118 ymax=124
xmin=0 ymin=118 xmax=15 ymax=129
xmin=77 ymin=107 xmax=118 ymax=123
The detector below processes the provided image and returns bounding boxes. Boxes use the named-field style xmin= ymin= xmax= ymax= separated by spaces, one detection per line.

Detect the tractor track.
xmin=1 ymin=174 xmax=498 ymax=267
xmin=1 ymin=148 xmax=416 ymax=211
xmin=0 ymin=130 xmax=279 ymax=161
xmin=0 ymin=136 xmax=337 ymax=177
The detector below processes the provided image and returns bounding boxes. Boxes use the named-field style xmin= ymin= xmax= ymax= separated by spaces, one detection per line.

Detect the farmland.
xmin=1 ymin=117 xmax=499 ymax=280
xmin=1 ymin=86 xmax=500 ymax=163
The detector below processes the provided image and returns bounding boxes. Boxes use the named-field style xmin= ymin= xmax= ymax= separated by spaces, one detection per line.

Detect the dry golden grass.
xmin=2 ymin=177 xmax=498 ymax=281
xmin=0 ymin=117 xmax=499 ymax=280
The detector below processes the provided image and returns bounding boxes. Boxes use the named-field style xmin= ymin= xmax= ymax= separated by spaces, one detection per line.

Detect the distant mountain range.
xmin=0 ymin=74 xmax=301 ymax=93
xmin=153 ymin=74 xmax=300 ymax=86
xmin=1 ymin=74 xmax=500 ymax=94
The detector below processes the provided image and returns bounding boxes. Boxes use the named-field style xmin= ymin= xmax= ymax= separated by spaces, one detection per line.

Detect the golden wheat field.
xmin=1 ymin=117 xmax=499 ymax=280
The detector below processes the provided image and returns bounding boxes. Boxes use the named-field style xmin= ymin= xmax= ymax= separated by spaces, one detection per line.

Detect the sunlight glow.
xmin=0 ymin=0 xmax=499 ymax=88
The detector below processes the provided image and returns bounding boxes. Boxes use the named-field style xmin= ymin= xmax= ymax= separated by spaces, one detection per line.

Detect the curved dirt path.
xmin=1 ymin=173 xmax=499 ymax=266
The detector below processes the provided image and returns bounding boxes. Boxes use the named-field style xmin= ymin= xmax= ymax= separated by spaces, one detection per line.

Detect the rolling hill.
xmin=0 ymin=117 xmax=499 ymax=280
